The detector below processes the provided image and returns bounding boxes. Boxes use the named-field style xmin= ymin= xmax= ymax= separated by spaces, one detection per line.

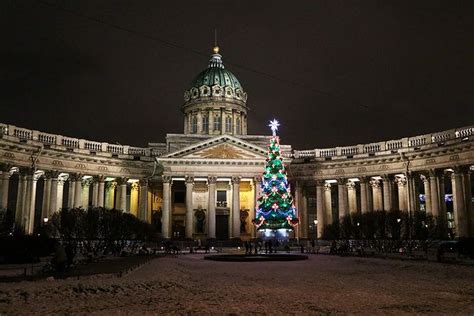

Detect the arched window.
xmin=202 ymin=116 xmax=209 ymax=133
xmin=225 ymin=116 xmax=232 ymax=133
xmin=236 ymin=118 xmax=241 ymax=135
xmin=192 ymin=116 xmax=198 ymax=134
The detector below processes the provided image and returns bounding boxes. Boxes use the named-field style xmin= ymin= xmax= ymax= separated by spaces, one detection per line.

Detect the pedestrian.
xmin=311 ymin=239 xmax=316 ymax=254
xmin=300 ymin=243 xmax=305 ymax=254
xmin=264 ymin=240 xmax=268 ymax=254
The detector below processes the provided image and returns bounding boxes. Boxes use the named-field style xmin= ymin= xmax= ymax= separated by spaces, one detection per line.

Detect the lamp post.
xmin=314 ymin=219 xmax=319 ymax=253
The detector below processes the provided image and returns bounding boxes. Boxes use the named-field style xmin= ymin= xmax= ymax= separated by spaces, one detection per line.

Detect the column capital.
xmin=346 ymin=180 xmax=356 ymax=190
xmin=395 ymin=175 xmax=407 ymax=186
xmin=359 ymin=176 xmax=370 ymax=184
xmin=208 ymin=176 xmax=217 ymax=184
xmin=69 ymin=173 xmax=83 ymax=182
xmin=162 ymin=175 xmax=172 ymax=183
xmin=94 ymin=175 xmax=107 ymax=183
xmin=0 ymin=163 xmax=12 ymax=173
xmin=185 ymin=176 xmax=194 ymax=184
xmin=369 ymin=178 xmax=381 ymax=188
xmin=336 ymin=178 xmax=346 ymax=185
xmin=315 ymin=179 xmax=325 ymax=187
xmin=381 ymin=174 xmax=394 ymax=182
xmin=253 ymin=176 xmax=262 ymax=184
xmin=452 ymin=165 xmax=471 ymax=175
xmin=140 ymin=178 xmax=149 ymax=185
xmin=82 ymin=177 xmax=93 ymax=187
xmin=231 ymin=176 xmax=241 ymax=184
xmin=116 ymin=177 xmax=129 ymax=185
xmin=420 ymin=174 xmax=429 ymax=183
xmin=44 ymin=170 xmax=61 ymax=180
xmin=131 ymin=182 xmax=140 ymax=191
xmin=18 ymin=166 xmax=35 ymax=176
xmin=324 ymin=182 xmax=332 ymax=191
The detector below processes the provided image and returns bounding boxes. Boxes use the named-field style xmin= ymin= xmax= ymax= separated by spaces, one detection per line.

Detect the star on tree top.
xmin=268 ymin=119 xmax=280 ymax=136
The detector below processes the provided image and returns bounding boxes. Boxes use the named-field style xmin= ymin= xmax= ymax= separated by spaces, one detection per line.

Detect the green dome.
xmin=184 ymin=49 xmax=247 ymax=103
xmin=190 ymin=67 xmax=243 ymax=91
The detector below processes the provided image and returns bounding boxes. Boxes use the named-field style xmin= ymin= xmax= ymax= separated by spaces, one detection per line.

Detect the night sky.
xmin=1 ymin=0 xmax=473 ymax=150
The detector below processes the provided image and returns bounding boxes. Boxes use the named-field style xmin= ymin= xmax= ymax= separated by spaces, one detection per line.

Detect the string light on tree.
xmin=252 ymin=120 xmax=299 ymax=232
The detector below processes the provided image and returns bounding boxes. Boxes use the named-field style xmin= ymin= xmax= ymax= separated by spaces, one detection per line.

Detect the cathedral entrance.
xmin=216 ymin=215 xmax=229 ymax=240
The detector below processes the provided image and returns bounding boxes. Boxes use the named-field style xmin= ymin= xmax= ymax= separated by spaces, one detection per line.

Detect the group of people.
xmin=244 ymin=239 xmax=284 ymax=255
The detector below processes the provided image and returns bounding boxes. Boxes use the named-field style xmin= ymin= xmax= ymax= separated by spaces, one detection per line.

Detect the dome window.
xmin=225 ymin=116 xmax=232 ymax=133
xmin=212 ymin=85 xmax=222 ymax=97
xmin=191 ymin=87 xmax=199 ymax=99
xmin=200 ymin=85 xmax=210 ymax=97
xmin=202 ymin=116 xmax=209 ymax=133
xmin=184 ymin=90 xmax=191 ymax=101
xmin=214 ymin=115 xmax=221 ymax=131
xmin=235 ymin=89 xmax=242 ymax=99
xmin=225 ymin=87 xmax=233 ymax=98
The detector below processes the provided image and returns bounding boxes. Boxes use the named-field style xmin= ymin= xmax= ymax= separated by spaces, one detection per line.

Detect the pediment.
xmin=162 ymin=135 xmax=267 ymax=159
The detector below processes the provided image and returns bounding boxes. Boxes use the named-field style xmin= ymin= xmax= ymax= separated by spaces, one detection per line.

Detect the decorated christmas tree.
xmin=253 ymin=120 xmax=299 ymax=232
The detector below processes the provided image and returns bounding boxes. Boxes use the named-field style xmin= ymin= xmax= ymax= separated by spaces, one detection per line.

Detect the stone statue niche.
xmin=194 ymin=208 xmax=206 ymax=234
xmin=240 ymin=209 xmax=249 ymax=233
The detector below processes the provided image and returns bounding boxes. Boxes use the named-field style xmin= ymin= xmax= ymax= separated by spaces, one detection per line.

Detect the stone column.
xmin=231 ymin=176 xmax=241 ymax=238
xmin=117 ymin=178 xmax=128 ymax=211
xmin=295 ymin=181 xmax=306 ymax=237
xmin=451 ymin=168 xmax=469 ymax=237
xmin=207 ymin=176 xmax=217 ymax=238
xmin=130 ymin=182 xmax=139 ymax=217
xmin=347 ymin=180 xmax=357 ymax=214
xmin=382 ymin=175 xmax=393 ymax=212
xmin=91 ymin=177 xmax=99 ymax=207
xmin=73 ymin=175 xmax=83 ymax=208
xmin=183 ymin=114 xmax=188 ymax=134
xmin=438 ymin=173 xmax=447 ymax=221
xmin=395 ymin=176 xmax=407 ymax=211
xmin=15 ymin=174 xmax=27 ymax=227
xmin=420 ymin=174 xmax=432 ymax=214
xmin=185 ymin=176 xmax=194 ymax=238
xmin=337 ymin=178 xmax=348 ymax=219
xmin=0 ymin=169 xmax=11 ymax=210
xmin=41 ymin=174 xmax=52 ymax=220
xmin=360 ymin=177 xmax=368 ymax=214
xmin=56 ymin=176 xmax=67 ymax=212
xmin=232 ymin=110 xmax=236 ymax=135
xmin=26 ymin=172 xmax=40 ymax=234
xmin=67 ymin=177 xmax=76 ymax=208
xmin=252 ymin=176 xmax=261 ymax=237
xmin=139 ymin=179 xmax=148 ymax=221
xmin=162 ymin=176 xmax=171 ymax=239
xmin=196 ymin=110 xmax=203 ymax=134
xmin=48 ymin=172 xmax=59 ymax=217
xmin=407 ymin=173 xmax=419 ymax=213
xmin=316 ymin=180 xmax=325 ymax=238
xmin=429 ymin=170 xmax=440 ymax=217
xmin=97 ymin=176 xmax=105 ymax=208
xmin=220 ymin=108 xmax=225 ymax=134
xmin=208 ymin=110 xmax=214 ymax=135
xmin=370 ymin=178 xmax=382 ymax=211
xmin=82 ymin=178 xmax=92 ymax=209
xmin=324 ymin=182 xmax=333 ymax=224
xmin=105 ymin=181 xmax=116 ymax=209
xmin=462 ymin=169 xmax=474 ymax=236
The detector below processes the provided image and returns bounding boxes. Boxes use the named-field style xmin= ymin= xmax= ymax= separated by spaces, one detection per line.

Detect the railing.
xmin=2 ymin=122 xmax=473 ymax=159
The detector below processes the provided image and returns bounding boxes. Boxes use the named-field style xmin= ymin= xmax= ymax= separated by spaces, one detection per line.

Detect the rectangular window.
xmin=217 ymin=190 xmax=227 ymax=207
xmin=214 ymin=115 xmax=221 ymax=131
xmin=202 ymin=116 xmax=209 ymax=133
xmin=192 ymin=116 xmax=198 ymax=133
xmin=225 ymin=116 xmax=232 ymax=133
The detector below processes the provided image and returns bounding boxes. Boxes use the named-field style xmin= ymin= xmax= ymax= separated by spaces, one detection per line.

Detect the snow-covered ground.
xmin=1 ymin=254 xmax=473 ymax=314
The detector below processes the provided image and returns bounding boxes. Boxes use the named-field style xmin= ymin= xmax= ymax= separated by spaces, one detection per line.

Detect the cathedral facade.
xmin=1 ymin=47 xmax=473 ymax=239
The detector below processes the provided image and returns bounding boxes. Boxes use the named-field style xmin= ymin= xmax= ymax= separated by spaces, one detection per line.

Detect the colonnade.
xmin=183 ymin=108 xmax=247 ymax=135
xmin=297 ymin=166 xmax=473 ymax=238
xmin=0 ymin=164 xmax=149 ymax=234
xmin=161 ymin=175 xmax=260 ymax=239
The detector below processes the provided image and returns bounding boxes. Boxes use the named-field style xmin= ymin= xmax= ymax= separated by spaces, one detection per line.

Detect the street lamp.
xmin=313 ymin=219 xmax=319 ymax=253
